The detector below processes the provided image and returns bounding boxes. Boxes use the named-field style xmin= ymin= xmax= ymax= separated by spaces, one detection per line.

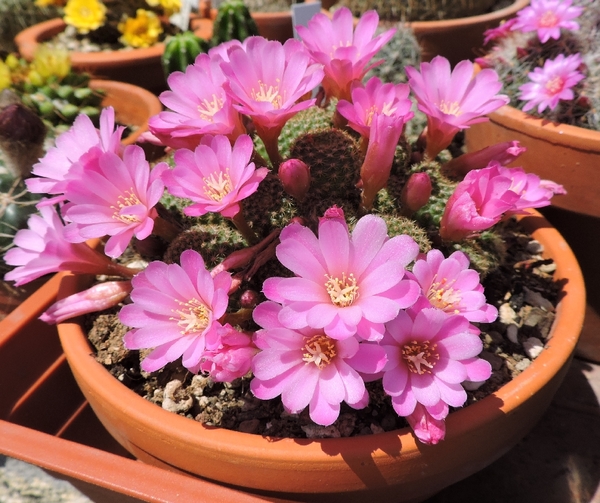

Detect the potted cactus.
xmin=464 ymin=0 xmax=600 ymax=362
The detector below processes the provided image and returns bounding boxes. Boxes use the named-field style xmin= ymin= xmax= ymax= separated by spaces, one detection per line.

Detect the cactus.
xmin=162 ymin=31 xmax=211 ymax=77
xmin=333 ymin=0 xmax=497 ymax=23
xmin=0 ymin=173 xmax=39 ymax=258
xmin=212 ymin=0 xmax=260 ymax=45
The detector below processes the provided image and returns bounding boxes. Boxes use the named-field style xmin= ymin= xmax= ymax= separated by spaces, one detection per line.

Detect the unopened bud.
xmin=278 ymin=158 xmax=310 ymax=201
xmin=401 ymin=172 xmax=432 ymax=214
xmin=442 ymin=141 xmax=527 ymax=178
xmin=240 ymin=289 xmax=260 ymax=309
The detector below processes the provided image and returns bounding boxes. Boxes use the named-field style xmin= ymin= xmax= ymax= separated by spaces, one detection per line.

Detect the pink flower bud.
xmin=442 ymin=141 xmax=527 ymax=177
xmin=278 ymin=159 xmax=311 ymax=201
xmin=240 ymin=289 xmax=260 ymax=309
xmin=40 ymin=281 xmax=132 ymax=324
xmin=400 ymin=172 xmax=432 ymax=213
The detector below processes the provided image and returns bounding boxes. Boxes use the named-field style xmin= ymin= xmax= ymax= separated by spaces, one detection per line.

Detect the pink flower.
xmin=162 ymin=134 xmax=269 ymax=218
xmin=296 ymin=7 xmax=395 ymax=102
xmin=26 ymin=107 xmax=124 ymax=204
xmin=483 ymin=18 xmax=518 ymax=45
xmin=410 ymin=249 xmax=498 ymax=323
xmin=519 ymin=53 xmax=585 ymax=113
xmin=379 ymin=308 xmax=492 ymax=441
xmin=503 ymin=164 xmax=564 ymax=212
xmin=194 ymin=324 xmax=257 ymax=381
xmin=262 ymin=210 xmax=421 ymax=341
xmin=250 ymin=301 xmax=387 ymax=426
xmin=120 ymin=250 xmax=232 ymax=373
xmin=148 ymin=54 xmax=246 ymax=150
xmin=219 ymin=36 xmax=324 ymax=165
xmin=512 ymin=0 xmax=582 ymax=43
xmin=62 ymin=145 xmax=167 ymax=258
xmin=406 ymin=402 xmax=447 ymax=445
xmin=442 ymin=141 xmax=527 ymax=177
xmin=40 ymin=281 xmax=132 ymax=324
xmin=406 ymin=56 xmax=508 ymax=159
xmin=278 ymin=158 xmax=311 ymax=201
xmin=400 ymin=172 xmax=432 ymax=214
xmin=4 ymin=204 xmax=132 ymax=286
xmin=439 ymin=164 xmax=520 ymax=241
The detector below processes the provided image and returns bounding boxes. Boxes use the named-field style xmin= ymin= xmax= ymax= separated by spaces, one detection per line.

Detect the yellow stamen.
xmin=402 ymin=340 xmax=439 ymax=374
xmin=438 ymin=100 xmax=462 ymax=116
xmin=427 ymin=276 xmax=462 ymax=314
xmin=170 ymin=298 xmax=210 ymax=334
xmin=539 ymin=10 xmax=559 ymax=28
xmin=302 ymin=334 xmax=337 ymax=369
xmin=545 ymin=75 xmax=564 ymax=94
xmin=111 ymin=189 xmax=143 ymax=224
xmin=251 ymin=79 xmax=284 ymax=109
xmin=203 ymin=170 xmax=232 ymax=202
xmin=325 ymin=272 xmax=359 ymax=307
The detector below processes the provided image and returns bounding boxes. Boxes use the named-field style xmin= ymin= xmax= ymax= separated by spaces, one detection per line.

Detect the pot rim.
xmin=57 ymin=209 xmax=585 ymax=459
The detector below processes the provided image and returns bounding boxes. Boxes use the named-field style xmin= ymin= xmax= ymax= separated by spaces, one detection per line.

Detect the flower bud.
xmin=400 ymin=172 xmax=432 ymax=214
xmin=240 ymin=289 xmax=260 ymax=309
xmin=441 ymin=141 xmax=527 ymax=178
xmin=278 ymin=158 xmax=310 ymax=201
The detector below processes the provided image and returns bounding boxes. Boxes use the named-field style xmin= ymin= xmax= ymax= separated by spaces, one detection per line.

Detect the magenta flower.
xmin=410 ymin=249 xmax=498 ymax=323
xmin=26 ymin=107 xmax=124 ymax=204
xmin=40 ymin=280 xmax=132 ymax=324
xmin=442 ymin=140 xmax=527 ymax=177
xmin=278 ymin=158 xmax=311 ymax=201
xmin=148 ymin=53 xmax=246 ymax=150
xmin=512 ymin=0 xmax=582 ymax=43
xmin=250 ymin=301 xmax=387 ymax=426
xmin=406 ymin=56 xmax=509 ymax=160
xmin=4 ymin=204 xmax=133 ymax=286
xmin=193 ymin=324 xmax=257 ymax=381
xmin=62 ymin=145 xmax=167 ymax=258
xmin=162 ymin=134 xmax=268 ymax=218
xmin=337 ymin=78 xmax=414 ymax=210
xmin=406 ymin=402 xmax=447 ymax=445
xmin=219 ymin=36 xmax=324 ymax=166
xmin=379 ymin=308 xmax=492 ymax=442
xmin=519 ymin=53 xmax=585 ymax=113
xmin=262 ymin=210 xmax=421 ymax=341
xmin=296 ymin=7 xmax=395 ymax=102
xmin=439 ymin=163 xmax=520 ymax=241
xmin=120 ymin=250 xmax=232 ymax=373
xmin=502 ymin=163 xmax=565 ymax=212
xmin=483 ymin=18 xmax=518 ymax=45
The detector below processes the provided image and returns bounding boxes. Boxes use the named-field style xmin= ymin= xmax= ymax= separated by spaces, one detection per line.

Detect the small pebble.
xmin=162 ymin=380 xmax=193 ymax=413
xmin=523 ymin=337 xmax=545 ymax=359
xmin=506 ymin=324 xmax=519 ymax=344
xmin=515 ymin=358 xmax=532 ymax=372
xmin=523 ymin=287 xmax=555 ymax=311
xmin=499 ymin=303 xmax=518 ymax=325
xmin=526 ymin=240 xmax=543 ymax=254
xmin=479 ymin=351 xmax=504 ymax=371
xmin=301 ymin=424 xmax=341 ymax=438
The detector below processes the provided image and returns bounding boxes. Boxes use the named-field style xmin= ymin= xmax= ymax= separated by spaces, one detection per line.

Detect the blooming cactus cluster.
xmin=5 ymin=7 xmax=566 ymax=444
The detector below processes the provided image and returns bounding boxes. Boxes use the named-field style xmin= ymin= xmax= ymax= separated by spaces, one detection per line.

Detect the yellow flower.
xmin=63 ymin=0 xmax=107 ymax=34
xmin=118 ymin=9 xmax=163 ymax=48
xmin=31 ymin=45 xmax=72 ymax=82
xmin=0 ymin=61 xmax=11 ymax=91
xmin=146 ymin=0 xmax=181 ymax=17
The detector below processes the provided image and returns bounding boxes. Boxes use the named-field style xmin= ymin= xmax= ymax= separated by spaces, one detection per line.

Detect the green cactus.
xmin=0 ymin=173 xmax=39 ymax=257
xmin=162 ymin=31 xmax=211 ymax=78
xmin=212 ymin=0 xmax=260 ymax=46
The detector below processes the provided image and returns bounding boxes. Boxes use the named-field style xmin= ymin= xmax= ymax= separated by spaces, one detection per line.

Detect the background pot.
xmin=56 ymin=210 xmax=584 ymax=503
xmin=464 ymin=105 xmax=600 ymax=363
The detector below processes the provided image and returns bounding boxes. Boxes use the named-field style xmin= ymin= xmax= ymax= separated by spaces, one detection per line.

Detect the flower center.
xmin=365 ymin=102 xmax=398 ymax=126
xmin=438 ymin=100 xmax=462 ymax=116
xmin=539 ymin=10 xmax=559 ymax=28
xmin=402 ymin=340 xmax=439 ymax=374
xmin=198 ymin=94 xmax=224 ymax=122
xmin=171 ymin=297 xmax=210 ymax=334
xmin=203 ymin=171 xmax=232 ymax=202
xmin=427 ymin=277 xmax=462 ymax=313
xmin=325 ymin=272 xmax=359 ymax=307
xmin=111 ymin=189 xmax=142 ymax=224
xmin=545 ymin=75 xmax=564 ymax=95
xmin=302 ymin=334 xmax=337 ymax=369
xmin=251 ymin=80 xmax=283 ymax=109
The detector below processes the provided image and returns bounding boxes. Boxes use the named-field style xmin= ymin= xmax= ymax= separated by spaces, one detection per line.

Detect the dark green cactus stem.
xmin=162 ymin=31 xmax=211 ymax=78
xmin=212 ymin=0 xmax=260 ymax=46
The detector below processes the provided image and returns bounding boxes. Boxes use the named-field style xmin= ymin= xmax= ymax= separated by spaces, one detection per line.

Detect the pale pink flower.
xmin=250 ymin=301 xmax=387 ymax=426
xmin=4 ymin=204 xmax=132 ymax=286
xmin=439 ymin=163 xmax=521 ymax=241
xmin=410 ymin=249 xmax=498 ymax=323
xmin=502 ymin=163 xmax=565 ymax=211
xmin=26 ymin=107 xmax=124 ymax=204
xmin=512 ymin=0 xmax=582 ymax=43
xmin=442 ymin=141 xmax=527 ymax=177
xmin=40 ymin=280 xmax=132 ymax=324
xmin=519 ymin=53 xmax=585 ymax=113
xmin=193 ymin=324 xmax=257 ymax=381
xmin=379 ymin=308 xmax=492 ymax=441
xmin=62 ymin=145 xmax=167 ymax=259
xmin=262 ymin=210 xmax=421 ymax=341
xmin=121 ymin=250 xmax=232 ymax=373
xmin=296 ymin=7 xmax=395 ymax=102
xmin=162 ymin=134 xmax=269 ymax=218
xmin=406 ymin=56 xmax=509 ymax=159
xmin=219 ymin=36 xmax=324 ymax=165
xmin=148 ymin=53 xmax=246 ymax=150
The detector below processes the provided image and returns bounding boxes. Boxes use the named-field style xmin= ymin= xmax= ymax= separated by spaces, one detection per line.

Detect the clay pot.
xmin=14 ymin=18 xmax=207 ymax=95
xmin=464 ymin=105 xmax=600 ymax=363
xmin=56 ymin=210 xmax=584 ymax=502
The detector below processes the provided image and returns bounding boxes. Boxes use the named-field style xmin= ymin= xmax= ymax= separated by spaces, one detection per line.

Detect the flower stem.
xmin=231 ymin=211 xmax=258 ymax=245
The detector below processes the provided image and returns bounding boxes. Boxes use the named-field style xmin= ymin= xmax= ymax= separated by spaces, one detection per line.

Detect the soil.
xmin=84 ymin=216 xmax=562 ymax=439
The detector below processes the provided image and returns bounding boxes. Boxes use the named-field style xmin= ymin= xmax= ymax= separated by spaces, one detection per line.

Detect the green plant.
xmin=211 ymin=0 xmax=260 ymax=46
xmin=162 ymin=31 xmax=211 ymax=77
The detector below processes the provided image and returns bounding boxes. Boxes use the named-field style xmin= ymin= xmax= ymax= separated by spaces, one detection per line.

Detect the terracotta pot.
xmin=14 ymin=18 xmax=208 ymax=94
xmin=55 ymin=210 xmax=585 ymax=503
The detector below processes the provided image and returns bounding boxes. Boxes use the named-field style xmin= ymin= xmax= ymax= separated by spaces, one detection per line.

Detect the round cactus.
xmin=212 ymin=0 xmax=260 ymax=46
xmin=162 ymin=31 xmax=211 ymax=77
